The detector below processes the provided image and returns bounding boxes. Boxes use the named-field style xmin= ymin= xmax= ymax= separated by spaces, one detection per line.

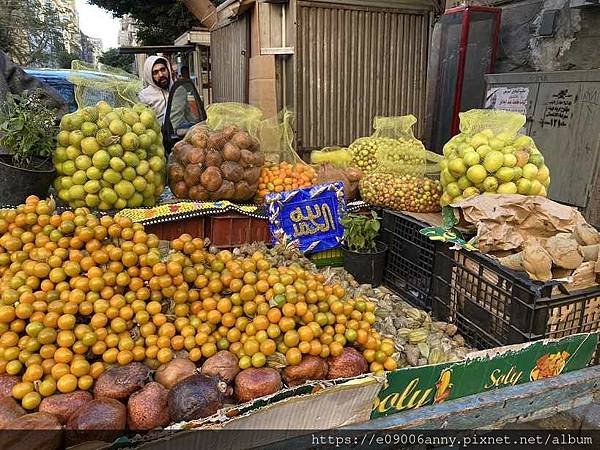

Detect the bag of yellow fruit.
xmin=439 ymin=109 xmax=550 ymax=206
xmin=349 ymin=115 xmax=427 ymax=176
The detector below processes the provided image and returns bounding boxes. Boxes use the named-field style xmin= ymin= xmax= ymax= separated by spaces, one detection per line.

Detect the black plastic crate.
xmin=381 ymin=210 xmax=438 ymax=311
xmin=431 ymin=245 xmax=600 ymax=350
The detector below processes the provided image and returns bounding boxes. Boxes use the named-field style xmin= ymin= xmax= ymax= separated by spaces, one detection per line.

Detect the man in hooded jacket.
xmin=139 ymin=55 xmax=187 ymax=128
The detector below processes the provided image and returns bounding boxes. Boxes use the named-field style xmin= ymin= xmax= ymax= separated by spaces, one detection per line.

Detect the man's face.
xmin=152 ymin=63 xmax=169 ymax=89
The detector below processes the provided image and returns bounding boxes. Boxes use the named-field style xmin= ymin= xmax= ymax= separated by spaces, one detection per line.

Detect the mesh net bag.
xmin=206 ymin=103 xmax=264 ymax=137
xmin=349 ymin=115 xmax=427 ymax=176
xmin=67 ymin=60 xmax=142 ymax=108
xmin=310 ymin=146 xmax=353 ymax=168
xmin=254 ymin=109 xmax=317 ymax=204
xmin=257 ymin=109 xmax=302 ymax=166
xmin=440 ymin=109 xmax=550 ymax=206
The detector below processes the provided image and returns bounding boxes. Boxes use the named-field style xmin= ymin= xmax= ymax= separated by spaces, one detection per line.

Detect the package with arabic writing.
xmin=265 ymin=182 xmax=346 ymax=253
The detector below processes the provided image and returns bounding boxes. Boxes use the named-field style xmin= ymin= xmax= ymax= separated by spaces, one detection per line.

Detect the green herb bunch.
xmin=0 ymin=89 xmax=58 ymax=168
xmin=340 ymin=211 xmax=381 ymax=253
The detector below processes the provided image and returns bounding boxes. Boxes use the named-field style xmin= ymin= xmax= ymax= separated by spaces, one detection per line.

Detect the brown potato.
xmin=327 ymin=347 xmax=368 ymax=380
xmin=210 ymin=180 xmax=235 ymax=200
xmin=231 ymin=131 xmax=252 ymax=149
xmin=172 ymin=141 xmax=189 ymax=160
xmin=223 ymin=142 xmax=241 ymax=162
xmin=2 ymin=412 xmax=62 ymax=450
xmin=155 ymin=358 xmax=197 ymax=390
xmin=201 ymin=351 xmax=240 ymax=384
xmin=205 ymin=149 xmax=223 ymax=168
xmin=172 ymin=180 xmax=189 ymax=199
xmin=221 ymin=161 xmax=244 ymax=183
xmin=201 ymin=167 xmax=223 ymax=192
xmin=208 ymin=132 xmax=226 ymax=150
xmin=127 ymin=382 xmax=170 ymax=430
xmin=252 ymin=152 xmax=265 ymax=167
xmin=233 ymin=181 xmax=253 ymax=201
xmin=184 ymin=164 xmax=203 ymax=187
xmin=168 ymin=374 xmax=226 ymax=423
xmin=0 ymin=374 xmax=20 ymax=398
xmin=239 ymin=149 xmax=254 ymax=168
xmin=93 ymin=362 xmax=149 ymax=401
xmin=190 ymin=133 xmax=208 ymax=149
xmin=168 ymin=163 xmax=185 ymax=183
xmin=282 ymin=355 xmax=328 ymax=386
xmin=176 ymin=143 xmax=195 ymax=164
xmin=234 ymin=368 xmax=282 ymax=403
xmin=243 ymin=167 xmax=261 ymax=184
xmin=187 ymin=147 xmax=206 ymax=165
xmin=189 ymin=185 xmax=210 ymax=201
xmin=249 ymin=136 xmax=261 ymax=152
xmin=222 ymin=124 xmax=240 ymax=140
xmin=39 ymin=391 xmax=92 ymax=425
xmin=66 ymin=399 xmax=126 ymax=445
xmin=0 ymin=396 xmax=25 ymax=428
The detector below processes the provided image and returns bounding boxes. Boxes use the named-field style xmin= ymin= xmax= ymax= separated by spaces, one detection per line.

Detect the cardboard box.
xmin=249 ymin=55 xmax=278 ymax=118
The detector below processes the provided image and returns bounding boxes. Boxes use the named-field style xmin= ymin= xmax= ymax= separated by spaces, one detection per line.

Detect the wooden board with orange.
xmin=255 ymin=162 xmax=317 ymax=204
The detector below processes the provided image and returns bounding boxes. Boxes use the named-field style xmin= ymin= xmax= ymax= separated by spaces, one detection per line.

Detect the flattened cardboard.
xmin=454 ymin=194 xmax=585 ymax=253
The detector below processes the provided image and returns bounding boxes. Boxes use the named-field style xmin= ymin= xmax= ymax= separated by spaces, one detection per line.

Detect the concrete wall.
xmin=452 ymin=0 xmax=600 ymax=73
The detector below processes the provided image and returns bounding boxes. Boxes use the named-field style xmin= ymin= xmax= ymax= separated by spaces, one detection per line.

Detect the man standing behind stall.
xmin=139 ymin=56 xmax=173 ymax=124
xmin=139 ymin=55 xmax=188 ymax=130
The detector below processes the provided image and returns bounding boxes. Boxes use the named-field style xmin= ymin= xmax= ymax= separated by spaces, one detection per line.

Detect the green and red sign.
xmin=372 ymin=333 xmax=597 ymax=418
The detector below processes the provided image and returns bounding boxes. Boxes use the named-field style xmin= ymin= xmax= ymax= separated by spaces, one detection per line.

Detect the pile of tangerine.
xmin=0 ymin=196 xmax=396 ymax=412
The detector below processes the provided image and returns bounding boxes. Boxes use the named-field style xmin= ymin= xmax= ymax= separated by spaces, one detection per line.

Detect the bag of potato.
xmin=315 ymin=164 xmax=362 ymax=200
xmin=440 ymin=109 xmax=550 ymax=206
xmin=349 ymin=115 xmax=427 ymax=176
xmin=206 ymin=103 xmax=264 ymax=138
xmin=167 ymin=120 xmax=265 ymax=202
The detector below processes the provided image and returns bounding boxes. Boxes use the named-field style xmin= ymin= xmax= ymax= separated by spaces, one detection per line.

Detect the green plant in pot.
xmin=0 ymin=89 xmax=58 ymax=205
xmin=340 ymin=211 xmax=388 ymax=287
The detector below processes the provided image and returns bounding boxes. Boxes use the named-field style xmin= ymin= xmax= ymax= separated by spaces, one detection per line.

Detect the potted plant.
xmin=0 ymin=89 xmax=58 ymax=205
xmin=340 ymin=211 xmax=388 ymax=286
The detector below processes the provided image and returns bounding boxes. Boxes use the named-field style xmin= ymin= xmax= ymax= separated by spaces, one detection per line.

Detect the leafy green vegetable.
xmin=340 ymin=211 xmax=381 ymax=253
xmin=0 ymin=89 xmax=58 ymax=168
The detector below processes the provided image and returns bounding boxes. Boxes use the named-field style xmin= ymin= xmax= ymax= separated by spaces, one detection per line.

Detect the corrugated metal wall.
xmin=296 ymin=1 xmax=432 ymax=151
xmin=211 ymin=14 xmax=250 ymax=103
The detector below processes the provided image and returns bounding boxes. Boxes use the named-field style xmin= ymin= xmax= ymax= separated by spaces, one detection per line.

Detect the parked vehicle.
xmin=26 ymin=69 xmax=207 ymax=154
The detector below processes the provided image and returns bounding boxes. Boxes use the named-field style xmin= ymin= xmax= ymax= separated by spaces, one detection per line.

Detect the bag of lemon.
xmin=439 ymin=109 xmax=550 ymax=206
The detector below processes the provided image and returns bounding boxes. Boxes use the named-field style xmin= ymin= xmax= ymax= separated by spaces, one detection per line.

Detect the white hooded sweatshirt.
xmin=138 ymin=56 xmax=173 ymax=125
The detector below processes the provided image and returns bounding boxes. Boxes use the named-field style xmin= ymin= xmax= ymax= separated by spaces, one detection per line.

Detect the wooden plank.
xmin=258 ymin=366 xmax=600 ymax=449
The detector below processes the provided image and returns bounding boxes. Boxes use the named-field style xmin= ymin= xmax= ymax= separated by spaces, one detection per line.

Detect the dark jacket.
xmin=0 ymin=50 xmax=67 ymax=115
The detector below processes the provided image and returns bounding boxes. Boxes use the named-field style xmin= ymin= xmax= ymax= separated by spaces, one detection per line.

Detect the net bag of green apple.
xmin=357 ymin=115 xmax=442 ymax=212
xmin=168 ymin=103 xmax=266 ymax=201
xmin=439 ymin=109 xmax=550 ymax=205
xmin=349 ymin=115 xmax=427 ymax=175
xmin=53 ymin=61 xmax=166 ymax=211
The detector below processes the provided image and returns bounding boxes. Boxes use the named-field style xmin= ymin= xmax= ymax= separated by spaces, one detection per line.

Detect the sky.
xmin=75 ymin=0 xmax=120 ymax=50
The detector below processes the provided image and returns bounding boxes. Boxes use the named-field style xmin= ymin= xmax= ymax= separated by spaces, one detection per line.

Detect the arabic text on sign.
xmin=290 ymin=203 xmax=336 ymax=238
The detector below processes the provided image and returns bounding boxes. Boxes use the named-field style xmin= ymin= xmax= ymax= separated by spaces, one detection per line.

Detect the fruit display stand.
xmin=0 ymin=195 xmax=599 ymax=448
